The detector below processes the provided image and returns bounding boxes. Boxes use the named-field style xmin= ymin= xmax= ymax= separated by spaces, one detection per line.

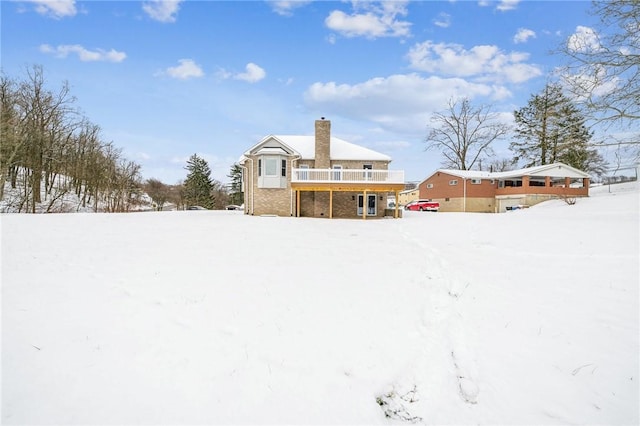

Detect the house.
xmin=418 ymin=163 xmax=590 ymax=213
xmin=239 ymin=118 xmax=405 ymax=219
xmin=397 ymin=186 xmax=419 ymax=207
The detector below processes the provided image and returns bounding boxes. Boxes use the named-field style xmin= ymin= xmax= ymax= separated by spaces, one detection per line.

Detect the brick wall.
xmin=315 ymin=119 xmax=330 ymax=169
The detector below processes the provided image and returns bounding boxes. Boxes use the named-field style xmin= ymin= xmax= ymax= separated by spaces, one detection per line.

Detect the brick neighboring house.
xmin=418 ymin=163 xmax=591 ymax=213
xmin=239 ymin=118 xmax=405 ymax=218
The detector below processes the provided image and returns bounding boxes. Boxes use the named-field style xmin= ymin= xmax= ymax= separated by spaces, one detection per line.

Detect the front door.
xmin=357 ymin=194 xmax=377 ymax=216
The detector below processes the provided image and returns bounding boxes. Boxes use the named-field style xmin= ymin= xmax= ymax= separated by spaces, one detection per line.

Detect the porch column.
xmin=565 ymin=177 xmax=571 ymax=187
xmin=394 ymin=189 xmax=399 ymax=218
xmin=329 ymin=189 xmax=333 ymax=219
xmin=545 ymin=176 xmax=551 ymax=187
xmin=296 ymin=190 xmax=300 ymax=217
xmin=363 ymin=190 xmax=367 ymax=220
xmin=523 ymin=176 xmax=530 ymax=187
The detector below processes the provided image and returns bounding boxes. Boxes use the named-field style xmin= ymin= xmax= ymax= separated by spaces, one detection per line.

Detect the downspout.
xmin=245 ymin=157 xmax=254 ymax=215
xmin=289 ymin=154 xmax=301 ymax=216
xmin=239 ymin=162 xmax=248 ymax=214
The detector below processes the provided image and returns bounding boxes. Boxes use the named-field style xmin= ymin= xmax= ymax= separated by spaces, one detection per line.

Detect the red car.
xmin=404 ymin=199 xmax=440 ymax=212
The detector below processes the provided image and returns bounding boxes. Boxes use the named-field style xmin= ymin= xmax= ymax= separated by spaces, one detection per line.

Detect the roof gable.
xmin=244 ymin=134 xmax=391 ymax=162
xmin=244 ymin=136 xmax=296 ymax=156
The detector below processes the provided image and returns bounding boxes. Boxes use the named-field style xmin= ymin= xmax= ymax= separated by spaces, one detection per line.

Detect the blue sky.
xmin=1 ymin=0 xmax=602 ymax=185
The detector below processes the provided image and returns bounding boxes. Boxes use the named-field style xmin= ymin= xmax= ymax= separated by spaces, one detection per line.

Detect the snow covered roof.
xmin=431 ymin=163 xmax=590 ymax=181
xmin=242 ymin=135 xmax=391 ymax=162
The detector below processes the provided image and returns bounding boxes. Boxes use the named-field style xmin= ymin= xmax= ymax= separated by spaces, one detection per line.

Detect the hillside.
xmin=2 ymin=182 xmax=638 ymax=424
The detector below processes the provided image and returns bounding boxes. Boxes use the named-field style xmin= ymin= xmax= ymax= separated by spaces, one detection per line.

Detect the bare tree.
xmin=484 ymin=158 xmax=518 ymax=172
xmin=558 ymin=0 xmax=639 ymax=125
xmin=144 ymin=178 xmax=170 ymax=211
xmin=1 ymin=65 xmax=143 ymax=213
xmin=0 ymin=74 xmax=22 ymax=200
xmin=425 ymin=98 xmax=510 ymax=170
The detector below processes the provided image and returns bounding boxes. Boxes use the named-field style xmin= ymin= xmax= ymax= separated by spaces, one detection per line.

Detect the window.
xmin=264 ymin=157 xmax=278 ymax=176
xmin=363 ymin=164 xmax=373 ymax=180
xmin=426 ymin=183 xmax=434 ymax=189
xmin=490 ymin=179 xmax=495 ymax=184
xmin=299 ymin=164 xmax=309 ymax=180
xmin=258 ymin=155 xmax=287 ymax=188
xmin=449 ymin=179 xmax=458 ymax=185
xmin=333 ymin=165 xmax=342 ymax=181
xmin=471 ymin=179 xmax=481 ymax=185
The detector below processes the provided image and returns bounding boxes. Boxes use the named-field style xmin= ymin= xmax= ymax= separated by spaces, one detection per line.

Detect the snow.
xmin=2 ymin=182 xmax=638 ymax=425
xmin=248 ymin=135 xmax=393 ymax=161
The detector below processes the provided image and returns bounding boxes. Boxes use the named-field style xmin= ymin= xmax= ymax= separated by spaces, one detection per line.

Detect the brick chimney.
xmin=315 ymin=117 xmax=330 ymax=169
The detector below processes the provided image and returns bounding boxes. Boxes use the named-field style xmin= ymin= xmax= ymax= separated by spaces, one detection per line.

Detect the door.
xmin=357 ymin=194 xmax=377 ymax=216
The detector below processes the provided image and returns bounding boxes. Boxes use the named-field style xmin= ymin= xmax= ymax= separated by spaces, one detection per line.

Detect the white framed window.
xmin=426 ymin=183 xmax=434 ymax=189
xmin=299 ymin=164 xmax=309 ymax=180
xmin=258 ymin=155 xmax=287 ymax=188
xmin=471 ymin=178 xmax=482 ymax=185
xmin=449 ymin=179 xmax=458 ymax=185
xmin=363 ymin=164 xmax=373 ymax=180
xmin=332 ymin=165 xmax=342 ymax=181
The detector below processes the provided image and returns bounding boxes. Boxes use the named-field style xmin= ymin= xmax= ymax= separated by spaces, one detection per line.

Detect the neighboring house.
xmin=239 ymin=118 xmax=405 ymax=218
xmin=418 ymin=163 xmax=590 ymax=213
xmin=398 ymin=186 xmax=419 ymax=206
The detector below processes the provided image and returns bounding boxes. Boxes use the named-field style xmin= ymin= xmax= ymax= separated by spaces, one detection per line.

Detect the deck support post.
xmin=363 ymin=190 xmax=367 ymax=220
xmin=329 ymin=189 xmax=333 ymax=219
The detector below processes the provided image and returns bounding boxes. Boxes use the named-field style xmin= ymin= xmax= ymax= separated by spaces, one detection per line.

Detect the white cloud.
xmin=567 ymin=26 xmax=601 ymax=53
xmin=433 ymin=12 xmax=451 ymax=28
xmin=24 ymin=0 xmax=77 ymax=18
xmin=325 ymin=1 xmax=411 ymax=39
xmin=268 ymin=0 xmax=312 ymax=16
xmin=406 ymin=41 xmax=542 ymax=83
xmin=303 ymin=73 xmax=510 ymax=134
xmin=217 ymin=63 xmax=266 ymax=83
xmin=561 ymin=65 xmax=620 ymax=101
xmin=234 ymin=63 xmax=266 ymax=83
xmin=513 ymin=28 xmax=535 ymax=44
xmin=164 ymin=59 xmax=204 ymax=80
xmin=39 ymin=44 xmax=126 ymax=62
xmin=142 ymin=0 xmax=183 ymax=23
xmin=496 ymin=0 xmax=520 ymax=11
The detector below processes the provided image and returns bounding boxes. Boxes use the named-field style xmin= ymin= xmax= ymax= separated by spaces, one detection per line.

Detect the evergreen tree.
xmin=510 ymin=83 xmax=606 ymax=174
xmin=184 ymin=154 xmax=214 ymax=209
xmin=227 ymin=163 xmax=243 ymax=205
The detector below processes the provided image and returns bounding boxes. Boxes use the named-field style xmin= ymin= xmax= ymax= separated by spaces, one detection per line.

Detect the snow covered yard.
xmin=2 ymin=182 xmax=638 ymax=425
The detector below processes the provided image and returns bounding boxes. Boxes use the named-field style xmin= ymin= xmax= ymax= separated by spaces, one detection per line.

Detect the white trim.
xmin=357 ymin=193 xmax=377 ymax=216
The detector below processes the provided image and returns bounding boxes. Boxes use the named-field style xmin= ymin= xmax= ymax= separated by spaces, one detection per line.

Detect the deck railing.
xmin=291 ymin=168 xmax=404 ymax=184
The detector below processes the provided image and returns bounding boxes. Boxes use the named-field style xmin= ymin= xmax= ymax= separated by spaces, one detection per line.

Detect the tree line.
xmin=1 ymin=65 xmax=144 ymax=213
xmin=0 ymin=65 xmax=240 ymax=213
